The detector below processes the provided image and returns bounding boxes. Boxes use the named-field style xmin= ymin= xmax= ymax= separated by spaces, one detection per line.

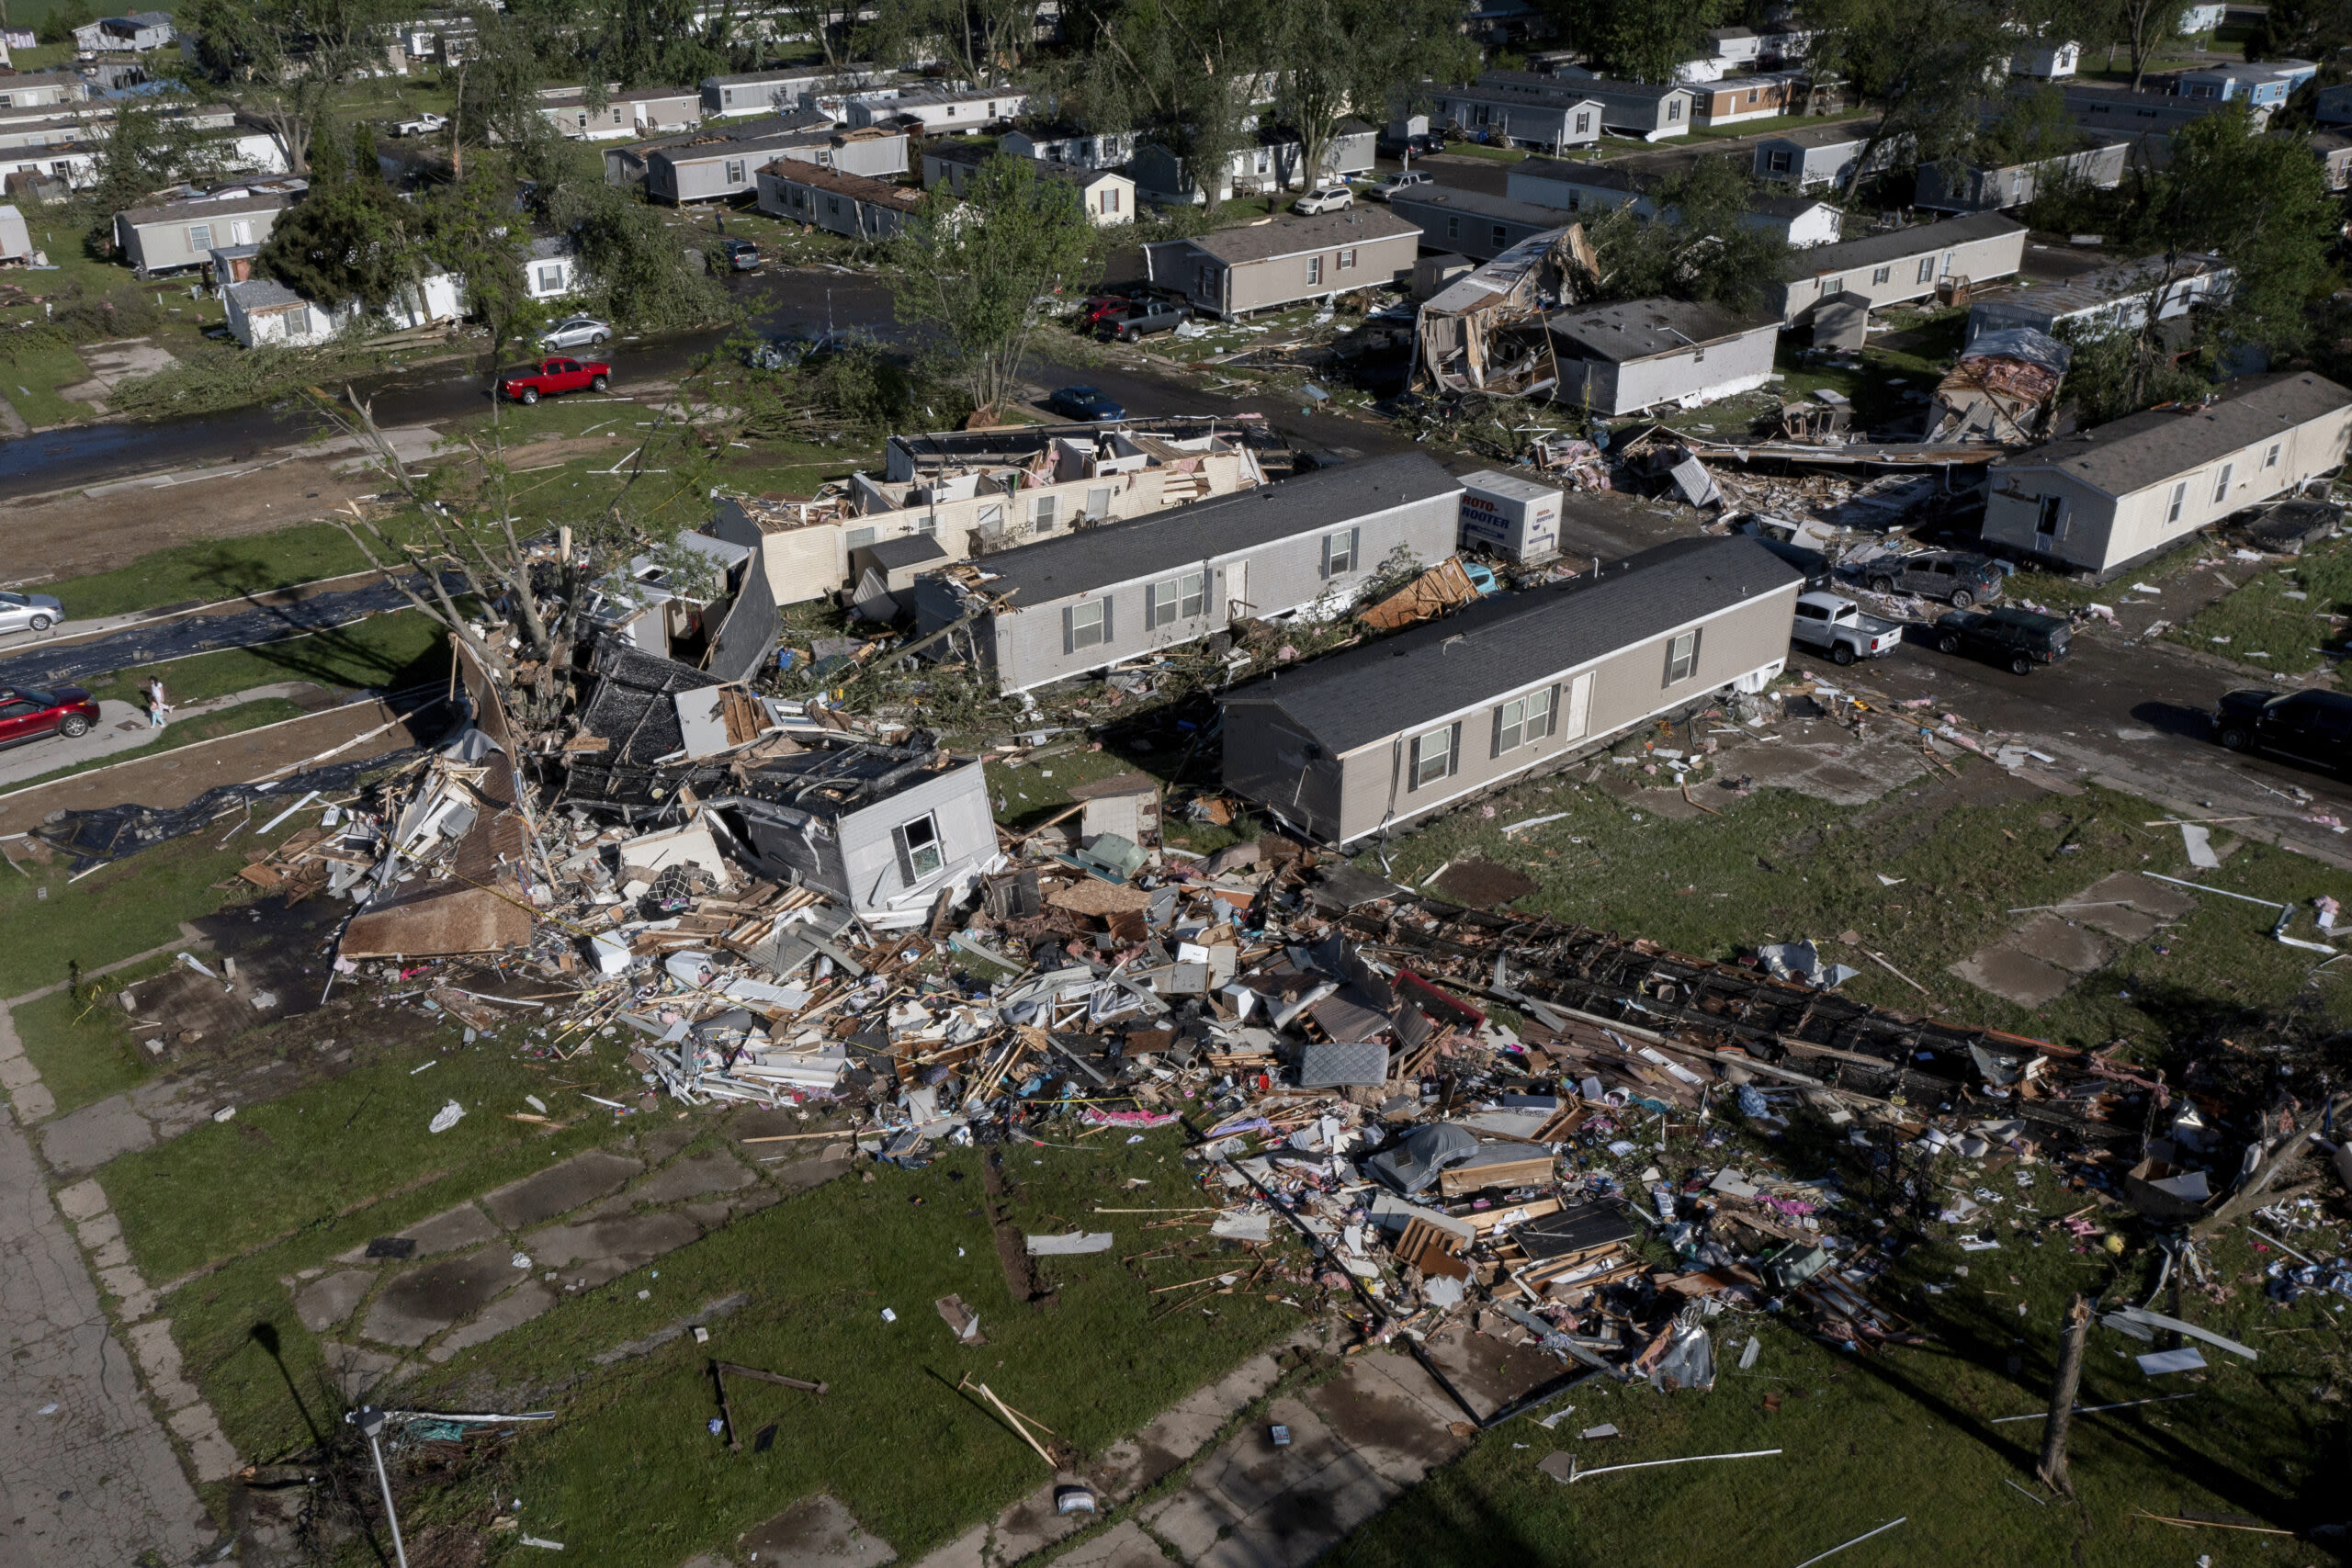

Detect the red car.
xmin=0 ymin=684 xmax=96 ymax=747
xmin=498 ymin=356 xmax=612 ymax=404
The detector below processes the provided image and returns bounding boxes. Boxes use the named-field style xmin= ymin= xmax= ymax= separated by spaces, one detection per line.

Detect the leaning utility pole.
xmin=2037 ymin=1294 xmax=2093 ymax=1495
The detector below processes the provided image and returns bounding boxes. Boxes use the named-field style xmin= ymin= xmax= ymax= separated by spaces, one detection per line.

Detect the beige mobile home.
xmin=1981 ymin=372 xmax=2352 ymax=575
xmin=1144 ymin=208 xmax=1420 ymax=319
xmin=1221 ymin=536 xmax=1802 ymax=844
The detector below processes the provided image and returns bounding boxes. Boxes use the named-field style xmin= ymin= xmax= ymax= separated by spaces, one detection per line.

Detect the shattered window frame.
xmin=897 ymin=812 xmax=945 ymax=880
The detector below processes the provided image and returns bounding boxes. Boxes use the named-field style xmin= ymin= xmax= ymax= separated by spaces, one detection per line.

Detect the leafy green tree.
xmin=1068 ymin=0 xmax=1267 ymax=205
xmin=175 ymin=0 xmax=398 ymax=175
xmin=38 ymin=0 xmax=93 ymax=45
xmin=858 ymin=0 xmax=1041 ymax=79
xmin=1268 ymin=0 xmax=1475 ymax=186
xmin=424 ymin=162 xmax=546 ymax=395
xmin=1810 ymin=0 xmax=2014 ymax=197
xmin=1536 ymin=0 xmax=1727 ymax=84
xmin=555 ymin=180 xmax=729 ymax=333
xmin=2103 ymin=0 xmax=2188 ymax=90
xmin=1974 ymin=84 xmax=2082 ymax=167
xmin=81 ymin=95 xmax=223 ymax=258
xmin=2053 ymin=318 xmax=2211 ymax=424
xmin=890 ymin=153 xmax=1097 ymax=415
xmin=257 ymin=119 xmax=425 ymax=316
xmin=1585 ymin=155 xmax=1791 ymax=313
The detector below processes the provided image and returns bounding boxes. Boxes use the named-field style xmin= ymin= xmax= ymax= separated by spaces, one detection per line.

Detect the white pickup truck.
xmin=1791 ymin=592 xmax=1904 ymax=666
xmin=391 ymin=112 xmax=448 ymax=138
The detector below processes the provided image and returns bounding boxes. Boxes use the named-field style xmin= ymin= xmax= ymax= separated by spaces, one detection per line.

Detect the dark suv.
xmin=1934 ymin=606 xmax=2069 ymax=674
xmin=2213 ymin=687 xmax=2352 ymax=773
xmin=1865 ymin=551 xmax=2005 ymax=607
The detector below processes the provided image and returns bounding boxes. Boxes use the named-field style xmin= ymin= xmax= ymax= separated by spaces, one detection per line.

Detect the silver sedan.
xmin=539 ymin=315 xmax=613 ymax=350
xmin=0 ymin=591 xmax=62 ymax=634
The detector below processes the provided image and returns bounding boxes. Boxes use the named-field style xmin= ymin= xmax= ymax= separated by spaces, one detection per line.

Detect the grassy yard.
xmin=0 ymin=336 xmax=94 ymax=429
xmin=9 ymin=952 xmax=172 ymax=1115
xmin=1687 ymin=105 xmax=1875 ymax=141
xmin=32 ymin=521 xmax=392 ymax=618
xmin=82 ymin=607 xmax=453 ymax=708
xmin=2167 ymin=534 xmax=2352 ymax=685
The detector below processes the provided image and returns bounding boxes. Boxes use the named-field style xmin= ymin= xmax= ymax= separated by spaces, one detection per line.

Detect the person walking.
xmin=146 ymin=676 xmax=169 ymax=728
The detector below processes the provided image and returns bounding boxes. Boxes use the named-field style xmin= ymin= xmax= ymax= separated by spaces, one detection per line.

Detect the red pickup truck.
xmin=498 ymin=356 xmax=611 ymax=404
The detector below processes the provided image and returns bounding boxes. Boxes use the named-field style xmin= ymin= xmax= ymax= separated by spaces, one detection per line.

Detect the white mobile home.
xmin=1546 ymin=299 xmax=1780 ymax=414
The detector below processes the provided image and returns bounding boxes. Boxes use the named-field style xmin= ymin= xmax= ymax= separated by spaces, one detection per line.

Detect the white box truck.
xmin=1457 ymin=469 xmax=1563 ymax=563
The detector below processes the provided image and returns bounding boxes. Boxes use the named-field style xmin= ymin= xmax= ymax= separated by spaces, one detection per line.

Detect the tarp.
xmin=33 ymin=749 xmax=424 ymax=870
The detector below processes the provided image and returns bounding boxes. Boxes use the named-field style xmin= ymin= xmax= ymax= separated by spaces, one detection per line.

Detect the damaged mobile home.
xmin=707 ymin=417 xmax=1280 ymax=609
xmin=1219 ymin=536 xmax=1803 ymax=844
xmin=1410 ymin=222 xmax=1597 ymax=398
xmin=912 ymin=453 xmax=1464 ymax=694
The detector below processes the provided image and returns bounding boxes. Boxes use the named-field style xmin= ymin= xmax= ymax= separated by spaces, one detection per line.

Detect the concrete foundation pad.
xmin=40 ymin=1093 xmax=153 ymax=1172
xmin=738 ymin=1494 xmax=895 ymax=1568
xmin=318 ymin=1341 xmax=407 ymax=1403
xmin=1091 ymin=1339 xmax=1300 ymax=1502
xmin=293 ymin=1269 xmax=376 ymax=1333
xmin=2010 ymin=912 xmax=2116 ymax=976
xmin=2077 ymin=869 xmax=2199 ymax=920
xmin=767 ymin=1153 xmax=854 ymax=1195
xmin=2072 ymin=903 xmax=2161 ymax=942
xmin=1143 ymin=1394 xmax=1385 ymax=1568
xmin=361 ymin=1247 xmax=520 ymax=1348
xmin=482 ymin=1148 xmax=643 ymax=1230
xmin=631 ymin=1150 xmax=760 ymax=1205
xmin=524 ymin=1210 xmax=703 ymax=1270
xmin=1053 ymin=1520 xmax=1170 ymax=1568
xmin=428 ymin=1280 xmax=556 ymax=1363
xmin=1951 ymin=946 xmax=2078 ymax=1009
xmin=1735 ymin=736 xmax=1928 ymax=806
xmin=53 ymin=1177 xmax=108 ymax=1223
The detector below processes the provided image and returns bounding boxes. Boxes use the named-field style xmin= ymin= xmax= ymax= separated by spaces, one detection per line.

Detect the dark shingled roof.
xmin=1993 ymin=371 xmax=2352 ymax=496
xmin=1177 ymin=206 xmax=1421 ymax=265
xmin=1225 ymin=536 xmax=1803 ymax=754
xmin=1386 ymin=186 xmax=1565 ymax=229
xmin=962 ymin=452 xmax=1459 ymax=607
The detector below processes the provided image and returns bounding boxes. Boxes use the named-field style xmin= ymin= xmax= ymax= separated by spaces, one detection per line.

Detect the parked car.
xmin=1376 ymin=130 xmax=1446 ymax=157
xmin=1045 ymin=385 xmax=1125 ymax=422
xmin=391 ymin=112 xmax=447 ymax=137
xmin=0 ymin=591 xmax=63 ymax=634
xmin=718 ymin=238 xmax=762 ymax=272
xmin=539 ymin=315 xmax=612 ymax=350
xmin=2213 ymin=687 xmax=2352 ymax=772
xmin=1864 ymin=550 xmax=2004 ymax=607
xmin=1098 ymin=301 xmax=1192 ymax=343
xmin=1294 ymin=184 xmax=1353 ymax=215
xmin=1076 ymin=288 xmax=1171 ymax=327
xmin=1791 ymin=592 xmax=1903 ymax=666
xmin=1369 ymin=171 xmax=1433 ymax=201
xmin=0 ymin=684 xmax=96 ymax=746
xmin=1933 ymin=606 xmax=2069 ymax=674
xmin=497 ymin=356 xmax=611 ymax=404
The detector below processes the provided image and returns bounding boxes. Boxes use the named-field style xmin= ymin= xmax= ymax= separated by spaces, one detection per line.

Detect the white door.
xmin=1225 ymin=558 xmax=1249 ymax=617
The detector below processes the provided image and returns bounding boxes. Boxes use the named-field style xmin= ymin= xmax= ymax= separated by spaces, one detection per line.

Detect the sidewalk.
xmin=0 ymin=683 xmax=337 ymax=793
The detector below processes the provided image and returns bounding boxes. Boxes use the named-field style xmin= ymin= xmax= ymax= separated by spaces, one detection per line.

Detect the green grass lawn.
xmin=2167 ymin=534 xmax=2352 ymax=685
xmin=0 ymin=336 xmax=94 ymax=429
xmin=32 ymin=521 xmax=392 ymax=616
xmin=1688 ymin=105 xmax=1874 ymax=141
xmin=82 ymin=607 xmax=452 ymax=708
xmin=8 ymin=953 xmax=171 ymax=1115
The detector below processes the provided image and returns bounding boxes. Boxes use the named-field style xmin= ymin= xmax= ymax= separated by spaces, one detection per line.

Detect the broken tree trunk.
xmin=2037 ymin=1294 xmax=2094 ymax=1495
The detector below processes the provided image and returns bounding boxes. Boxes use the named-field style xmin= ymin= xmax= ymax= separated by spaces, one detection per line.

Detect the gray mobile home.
xmin=755 ymin=162 xmax=922 ymax=240
xmin=1915 ymin=135 xmax=2131 ymax=211
xmin=1775 ymin=210 xmax=2027 ymax=323
xmin=114 ymin=189 xmax=294 ymax=276
xmin=610 ymin=115 xmax=907 ymax=203
xmin=1221 ymin=536 xmax=1803 ymax=845
xmin=1424 ymin=72 xmax=1604 ymax=151
xmin=1142 ymin=207 xmax=1420 ymax=318
xmin=1385 ymin=186 xmax=1567 ymax=263
xmin=911 ymin=452 xmax=1464 ymax=694
xmin=1547 ymin=299 xmax=1781 ymax=414
xmin=1752 ymin=120 xmax=1894 ymax=189
xmin=1551 ymin=72 xmax=1700 ymax=140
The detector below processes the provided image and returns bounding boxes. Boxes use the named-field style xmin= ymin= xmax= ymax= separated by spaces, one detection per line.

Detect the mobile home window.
xmin=1446 ymin=217 xmax=1461 ymax=239
xmin=2211 ymin=462 xmax=2233 ymax=503
xmin=2167 ymin=480 xmax=2188 ymax=523
xmin=1668 ymin=97 xmax=1682 ymax=120
xmin=187 ymin=223 xmax=212 ymax=252
xmin=1664 ymin=626 xmax=1702 ymax=684
xmin=1410 ymin=722 xmax=1458 ymax=788
xmin=726 ymin=159 xmax=747 ymax=184
xmin=1180 ymin=570 xmax=1205 ymax=616
xmin=1084 ymin=485 xmax=1113 ymax=519
xmin=2265 ymin=441 xmax=2281 ymax=468
xmin=1338 ymin=247 xmax=1357 ymax=269
xmin=845 ymin=525 xmax=877 ymax=547
xmin=1871 ymin=265 xmax=1891 ymax=285
xmin=1321 ymin=526 xmax=1359 ymax=577
xmin=1307 ymin=255 xmax=1323 ymax=285
xmin=2035 ymin=493 xmax=2065 ymax=536
xmin=1916 ymin=255 xmax=1935 ymax=283
xmin=1491 ymin=685 xmax=1555 ymax=753
xmin=537 ymin=264 xmax=565 ymax=292
xmin=1767 ymin=149 xmax=1791 ymax=173
xmin=894 ymin=812 xmax=944 ymax=882
xmin=1032 ymin=494 xmax=1057 ymax=533
xmin=1067 ymin=596 xmax=1109 ymax=650
xmin=1576 ymin=111 xmax=1591 ymax=132
xmin=1491 ymin=224 xmax=1508 ymax=248
xmin=1147 ymin=576 xmax=1181 ymax=627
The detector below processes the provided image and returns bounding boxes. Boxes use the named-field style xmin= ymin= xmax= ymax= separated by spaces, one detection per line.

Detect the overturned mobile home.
xmin=1411 ymin=222 xmax=1597 ymax=399
xmin=1920 ymin=326 xmax=2071 ymax=446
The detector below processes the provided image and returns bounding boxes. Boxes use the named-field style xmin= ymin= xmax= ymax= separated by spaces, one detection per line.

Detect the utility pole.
xmin=2036 ymin=1295 xmax=2093 ymax=1496
xmin=346 ymin=1405 xmax=411 ymax=1568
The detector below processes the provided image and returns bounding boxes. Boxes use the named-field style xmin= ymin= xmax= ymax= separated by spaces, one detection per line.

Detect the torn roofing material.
xmin=948 ymin=452 xmax=1460 ymax=607
xmin=1223 ymin=536 xmax=1803 ymax=756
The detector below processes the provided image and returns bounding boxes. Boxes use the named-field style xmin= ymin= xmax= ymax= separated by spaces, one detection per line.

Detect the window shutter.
xmin=1492 ymin=705 xmax=1508 ymax=758
xmin=1546 ymin=682 xmax=1564 ymax=738
xmin=1407 ymin=733 xmax=1424 ymax=790
xmin=1448 ymin=722 xmax=1463 ymax=777
xmin=1690 ymin=627 xmax=1703 ymax=675
xmin=1349 ymin=527 xmax=1362 ymax=573
xmin=1320 ymin=534 xmax=1333 ymax=577
xmin=1063 ymin=604 xmax=1076 ymax=655
xmin=1101 ymin=594 xmax=1114 ymax=644
xmin=1144 ymin=581 xmax=1159 ymax=626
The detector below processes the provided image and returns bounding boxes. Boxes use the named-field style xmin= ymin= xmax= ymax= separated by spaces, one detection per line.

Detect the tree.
xmin=1537 ymin=0 xmax=1727 ymax=84
xmin=1585 ymin=155 xmax=1791 ymax=312
xmin=424 ymin=163 xmax=544 ymax=395
xmin=1974 ymin=83 xmax=2082 ymax=167
xmin=890 ymin=154 xmax=1097 ymax=416
xmin=2106 ymin=0 xmax=2187 ymax=90
xmin=1268 ymin=0 xmax=1475 ymax=190
xmin=80 ymin=95 xmax=224 ymax=255
xmin=1810 ymin=0 xmax=2015 ymax=198
xmin=176 ymin=0 xmax=398 ymax=175
xmin=38 ymin=0 xmax=92 ymax=45
xmin=858 ymin=0 xmax=1041 ymax=80
xmin=555 ymin=179 xmax=730 ymax=333
xmin=257 ymin=119 xmax=427 ymax=317
xmin=1076 ymin=0 xmax=1268 ymax=206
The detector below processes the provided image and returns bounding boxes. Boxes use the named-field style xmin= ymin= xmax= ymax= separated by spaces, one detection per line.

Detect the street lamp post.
xmin=345 ymin=1405 xmax=411 ymax=1568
